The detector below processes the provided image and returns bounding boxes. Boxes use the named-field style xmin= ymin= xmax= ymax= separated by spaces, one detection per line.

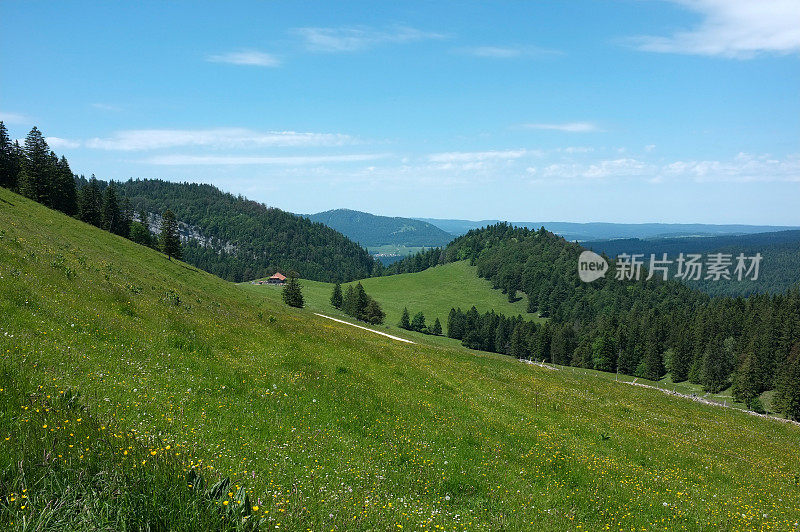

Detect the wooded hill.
xmin=116 ymin=179 xmax=381 ymax=283
xmin=389 ymin=224 xmax=800 ymax=420
xmin=306 ymin=208 xmax=454 ymax=248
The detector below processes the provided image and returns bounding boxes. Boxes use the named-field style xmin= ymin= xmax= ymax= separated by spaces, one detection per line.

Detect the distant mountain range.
xmin=417 ymin=218 xmax=800 ymax=242
xmin=304 ymin=209 xmax=800 ymax=264
xmin=304 ymin=209 xmax=453 ymax=249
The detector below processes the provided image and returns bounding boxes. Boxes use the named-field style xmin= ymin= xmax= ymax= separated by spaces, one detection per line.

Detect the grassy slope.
xmin=1 ymin=188 xmax=799 ymax=530
xmin=245 ymin=261 xmax=539 ymax=346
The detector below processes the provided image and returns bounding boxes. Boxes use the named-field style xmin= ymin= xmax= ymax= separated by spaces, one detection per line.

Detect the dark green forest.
xmin=116 ymin=180 xmax=381 ymax=283
xmin=584 ymin=231 xmax=800 ymax=296
xmin=393 ymin=224 xmax=800 ymax=420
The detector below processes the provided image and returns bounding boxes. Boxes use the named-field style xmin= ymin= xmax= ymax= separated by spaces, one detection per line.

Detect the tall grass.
xmin=0 ymin=362 xmax=263 ymax=531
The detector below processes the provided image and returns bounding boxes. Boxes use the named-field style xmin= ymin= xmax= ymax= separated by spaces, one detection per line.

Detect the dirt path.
xmin=314 ymin=313 xmax=416 ymax=344
xmin=624 ymin=379 xmax=800 ymax=427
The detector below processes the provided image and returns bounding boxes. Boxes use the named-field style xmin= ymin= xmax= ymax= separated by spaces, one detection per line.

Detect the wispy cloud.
xmin=456 ymin=45 xmax=562 ymax=58
xmin=46 ymin=137 xmax=81 ymax=149
xmin=206 ymin=50 xmax=281 ymax=67
xmin=428 ymin=149 xmax=533 ymax=163
xmin=0 ymin=111 xmax=30 ymax=125
xmin=525 ymin=153 xmax=800 ymax=183
xmin=291 ymin=26 xmax=446 ymax=53
xmin=631 ymin=0 xmax=800 ymax=58
xmin=84 ymin=128 xmax=355 ymax=151
xmin=91 ymin=103 xmax=122 ymax=112
xmin=538 ymin=158 xmax=652 ymax=180
xmin=143 ymin=153 xmax=391 ymax=166
xmin=661 ymin=152 xmax=800 ymax=182
xmin=521 ymin=122 xmax=601 ymax=133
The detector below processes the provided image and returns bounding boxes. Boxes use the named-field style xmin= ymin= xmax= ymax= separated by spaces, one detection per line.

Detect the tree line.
xmin=399 ymin=307 xmax=442 ymax=336
xmin=0 ymin=123 xmax=182 ymax=261
xmin=394 ymin=223 xmax=800 ymax=420
xmin=330 ymin=283 xmax=385 ymax=325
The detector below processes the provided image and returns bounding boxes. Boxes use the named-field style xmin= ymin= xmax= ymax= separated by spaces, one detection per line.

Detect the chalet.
xmin=266 ymin=272 xmax=287 ymax=285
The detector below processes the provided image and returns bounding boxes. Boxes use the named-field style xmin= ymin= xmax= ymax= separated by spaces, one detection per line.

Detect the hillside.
xmin=247 ymin=260 xmax=540 ymax=344
xmin=114 ymin=179 xmax=380 ymax=283
xmin=390 ymin=224 xmax=800 ymax=415
xmin=305 ymin=209 xmax=453 ymax=252
xmin=584 ymin=230 xmax=800 ymax=296
xmin=3 ymin=188 xmax=800 ymax=529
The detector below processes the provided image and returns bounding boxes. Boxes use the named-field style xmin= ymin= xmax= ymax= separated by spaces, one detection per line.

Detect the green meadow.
xmin=245 ymin=260 xmax=539 ymax=345
xmin=2 ymin=187 xmax=800 ymax=530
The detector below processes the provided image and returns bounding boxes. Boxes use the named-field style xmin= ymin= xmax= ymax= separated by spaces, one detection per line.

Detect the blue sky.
xmin=1 ymin=0 xmax=798 ymax=223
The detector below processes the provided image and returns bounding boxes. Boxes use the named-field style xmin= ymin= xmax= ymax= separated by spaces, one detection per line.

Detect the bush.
xmin=747 ymin=397 xmax=766 ymax=414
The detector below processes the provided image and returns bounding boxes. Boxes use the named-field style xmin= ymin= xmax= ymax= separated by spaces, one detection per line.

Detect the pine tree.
xmin=0 ymin=121 xmax=19 ymax=190
xmin=22 ymin=127 xmax=52 ymax=205
xmin=700 ymin=337 xmax=735 ymax=393
xmin=53 ymin=155 xmax=77 ymax=215
xmin=78 ymin=176 xmax=103 ymax=227
xmin=592 ymin=332 xmax=616 ymax=372
xmin=342 ymin=285 xmax=357 ymax=317
xmin=447 ymin=308 xmax=464 ymax=339
xmin=635 ymin=345 xmax=665 ymax=381
xmin=17 ymin=167 xmax=34 ymax=199
xmin=431 ymin=317 xmax=443 ymax=336
xmin=330 ymin=283 xmax=343 ymax=309
xmin=509 ymin=324 xmax=525 ymax=357
xmin=102 ymin=182 xmax=127 ymax=235
xmin=399 ymin=307 xmax=411 ymax=330
xmin=732 ymin=352 xmax=760 ymax=405
xmin=282 ymin=274 xmax=304 ymax=308
xmin=354 ymin=283 xmax=369 ymax=321
xmin=121 ymin=196 xmax=133 ymax=230
xmin=550 ymin=324 xmax=575 ymax=366
xmin=773 ymin=343 xmax=800 ymax=421
xmin=364 ymin=299 xmax=385 ymax=325
xmin=411 ymin=312 xmax=426 ymax=333
xmin=160 ymin=209 xmax=182 ymax=260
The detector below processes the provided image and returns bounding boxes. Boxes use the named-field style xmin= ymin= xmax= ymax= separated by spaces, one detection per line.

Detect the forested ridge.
xmin=116 ymin=179 xmax=381 ymax=283
xmin=392 ymin=224 xmax=800 ymax=419
xmin=305 ymin=209 xmax=454 ymax=248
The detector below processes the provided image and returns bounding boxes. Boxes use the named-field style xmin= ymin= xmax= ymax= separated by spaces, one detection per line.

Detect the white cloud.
xmin=561 ymin=146 xmax=595 ymax=154
xmin=521 ymin=122 xmax=600 ymax=133
xmin=456 ymin=45 xmax=561 ymax=58
xmin=46 ymin=137 xmax=81 ymax=149
xmin=427 ymin=149 xmax=533 ymax=163
xmin=0 ymin=111 xmax=30 ymax=124
xmin=91 ymin=103 xmax=122 ymax=111
xmin=632 ymin=0 xmax=800 ymax=58
xmin=144 ymin=153 xmax=391 ymax=166
xmin=539 ymin=158 xmax=653 ymax=180
xmin=661 ymin=152 xmax=800 ymax=182
xmin=291 ymin=26 xmax=445 ymax=53
xmin=527 ymin=153 xmax=800 ymax=183
xmin=206 ymin=50 xmax=281 ymax=67
xmin=85 ymin=128 xmax=355 ymax=151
